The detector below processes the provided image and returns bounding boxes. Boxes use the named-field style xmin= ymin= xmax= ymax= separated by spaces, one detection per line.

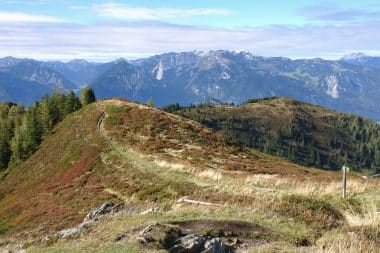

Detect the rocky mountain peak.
xmin=341 ymin=53 xmax=368 ymax=61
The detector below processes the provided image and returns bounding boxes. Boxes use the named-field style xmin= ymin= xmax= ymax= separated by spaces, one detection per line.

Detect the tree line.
xmin=0 ymin=87 xmax=95 ymax=170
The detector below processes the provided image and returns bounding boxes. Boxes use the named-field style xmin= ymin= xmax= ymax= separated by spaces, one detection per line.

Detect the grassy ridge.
xmin=0 ymin=99 xmax=378 ymax=253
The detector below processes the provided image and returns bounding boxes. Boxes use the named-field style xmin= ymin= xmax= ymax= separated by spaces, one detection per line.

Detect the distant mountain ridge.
xmin=92 ymin=51 xmax=380 ymax=121
xmin=340 ymin=53 xmax=380 ymax=70
xmin=42 ymin=59 xmax=114 ymax=87
xmin=0 ymin=57 xmax=115 ymax=104
xmin=0 ymin=51 xmax=380 ymax=121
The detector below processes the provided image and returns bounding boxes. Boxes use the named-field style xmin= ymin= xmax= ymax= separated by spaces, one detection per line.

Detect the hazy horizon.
xmin=0 ymin=50 xmax=378 ymax=64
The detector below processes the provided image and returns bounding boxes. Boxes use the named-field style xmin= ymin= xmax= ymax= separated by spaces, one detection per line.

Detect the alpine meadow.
xmin=0 ymin=1 xmax=379 ymax=253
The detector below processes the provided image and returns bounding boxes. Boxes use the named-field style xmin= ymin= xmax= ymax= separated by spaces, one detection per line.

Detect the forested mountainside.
xmin=0 ymin=89 xmax=95 ymax=171
xmin=168 ymin=97 xmax=380 ymax=174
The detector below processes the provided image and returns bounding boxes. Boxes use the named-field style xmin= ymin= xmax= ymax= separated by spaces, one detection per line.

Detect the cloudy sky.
xmin=1 ymin=0 xmax=380 ymax=61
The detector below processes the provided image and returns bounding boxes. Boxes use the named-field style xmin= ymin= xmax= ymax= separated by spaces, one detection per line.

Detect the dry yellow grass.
xmin=317 ymin=231 xmax=379 ymax=253
xmin=344 ymin=202 xmax=380 ymax=227
xmin=239 ymin=174 xmax=373 ymax=197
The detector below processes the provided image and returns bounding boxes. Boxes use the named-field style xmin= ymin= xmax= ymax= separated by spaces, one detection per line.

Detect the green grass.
xmin=104 ymin=116 xmax=124 ymax=125
xmin=30 ymin=242 xmax=143 ymax=253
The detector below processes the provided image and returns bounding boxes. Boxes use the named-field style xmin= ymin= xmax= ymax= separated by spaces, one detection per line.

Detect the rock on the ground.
xmin=169 ymin=234 xmax=206 ymax=253
xmin=203 ymin=238 xmax=232 ymax=253
xmin=43 ymin=201 xmax=122 ymax=244
xmin=138 ymin=222 xmax=234 ymax=253
xmin=84 ymin=201 xmax=118 ymax=222
xmin=137 ymin=223 xmax=181 ymax=248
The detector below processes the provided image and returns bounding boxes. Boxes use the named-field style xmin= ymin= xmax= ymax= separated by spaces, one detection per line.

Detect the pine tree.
xmin=21 ymin=109 xmax=42 ymax=157
xmin=48 ymin=92 xmax=63 ymax=124
xmin=38 ymin=100 xmax=53 ymax=138
xmin=147 ymin=98 xmax=154 ymax=107
xmin=0 ymin=120 xmax=13 ymax=169
xmin=64 ymin=91 xmax=81 ymax=115
xmin=287 ymin=146 xmax=296 ymax=161
xmin=8 ymin=103 xmax=24 ymax=121
xmin=316 ymin=151 xmax=321 ymax=168
xmin=263 ymin=141 xmax=271 ymax=153
xmin=80 ymin=87 xmax=96 ymax=106
xmin=375 ymin=148 xmax=380 ymax=166
xmin=10 ymin=126 xmax=24 ymax=164
xmin=309 ymin=147 xmax=316 ymax=165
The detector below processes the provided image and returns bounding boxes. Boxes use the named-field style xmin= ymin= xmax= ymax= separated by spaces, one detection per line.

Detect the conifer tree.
xmin=48 ymin=92 xmax=63 ymax=124
xmin=147 ymin=98 xmax=154 ymax=107
xmin=21 ymin=108 xmax=42 ymax=157
xmin=64 ymin=91 xmax=81 ymax=115
xmin=0 ymin=120 xmax=13 ymax=169
xmin=80 ymin=87 xmax=96 ymax=106
xmin=10 ymin=126 xmax=24 ymax=164
xmin=38 ymin=100 xmax=53 ymax=138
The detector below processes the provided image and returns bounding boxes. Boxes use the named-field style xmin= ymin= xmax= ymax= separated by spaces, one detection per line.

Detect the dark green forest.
xmin=166 ymin=97 xmax=380 ymax=174
xmin=0 ymin=88 xmax=95 ymax=171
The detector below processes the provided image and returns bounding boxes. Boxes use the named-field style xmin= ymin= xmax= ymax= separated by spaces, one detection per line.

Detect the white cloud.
xmin=93 ymin=3 xmax=231 ymax=20
xmin=0 ymin=11 xmax=64 ymax=23
xmin=0 ymin=21 xmax=379 ymax=62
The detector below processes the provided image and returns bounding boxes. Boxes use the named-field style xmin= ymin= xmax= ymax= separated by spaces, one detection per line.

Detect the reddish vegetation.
xmin=104 ymin=99 xmax=338 ymax=181
xmin=44 ymin=147 xmax=101 ymax=191
xmin=0 ymin=99 xmax=341 ymax=239
xmin=0 ymin=105 xmax=113 ymax=237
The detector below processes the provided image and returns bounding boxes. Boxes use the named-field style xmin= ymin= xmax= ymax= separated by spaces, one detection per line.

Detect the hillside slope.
xmin=171 ymin=97 xmax=380 ymax=174
xmin=0 ymin=99 xmax=378 ymax=252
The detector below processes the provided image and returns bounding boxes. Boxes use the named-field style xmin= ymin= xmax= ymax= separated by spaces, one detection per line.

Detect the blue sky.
xmin=0 ymin=0 xmax=379 ymax=61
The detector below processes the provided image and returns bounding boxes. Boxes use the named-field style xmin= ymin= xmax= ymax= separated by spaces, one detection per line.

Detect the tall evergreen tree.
xmin=38 ymin=100 xmax=53 ymax=138
xmin=147 ymin=98 xmax=154 ymax=107
xmin=64 ymin=91 xmax=82 ymax=115
xmin=48 ymin=92 xmax=64 ymax=124
xmin=21 ymin=108 xmax=42 ymax=157
xmin=0 ymin=120 xmax=13 ymax=169
xmin=80 ymin=87 xmax=96 ymax=106
xmin=10 ymin=126 xmax=24 ymax=164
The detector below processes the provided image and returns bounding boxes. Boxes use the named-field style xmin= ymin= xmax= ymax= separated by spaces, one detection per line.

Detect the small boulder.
xmin=84 ymin=201 xmax=116 ymax=222
xmin=169 ymin=234 xmax=207 ymax=253
xmin=202 ymin=238 xmax=232 ymax=253
xmin=137 ymin=223 xmax=181 ymax=248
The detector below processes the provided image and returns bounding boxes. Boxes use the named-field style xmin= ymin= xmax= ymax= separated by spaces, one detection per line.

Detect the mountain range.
xmin=0 ymin=51 xmax=379 ymax=121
